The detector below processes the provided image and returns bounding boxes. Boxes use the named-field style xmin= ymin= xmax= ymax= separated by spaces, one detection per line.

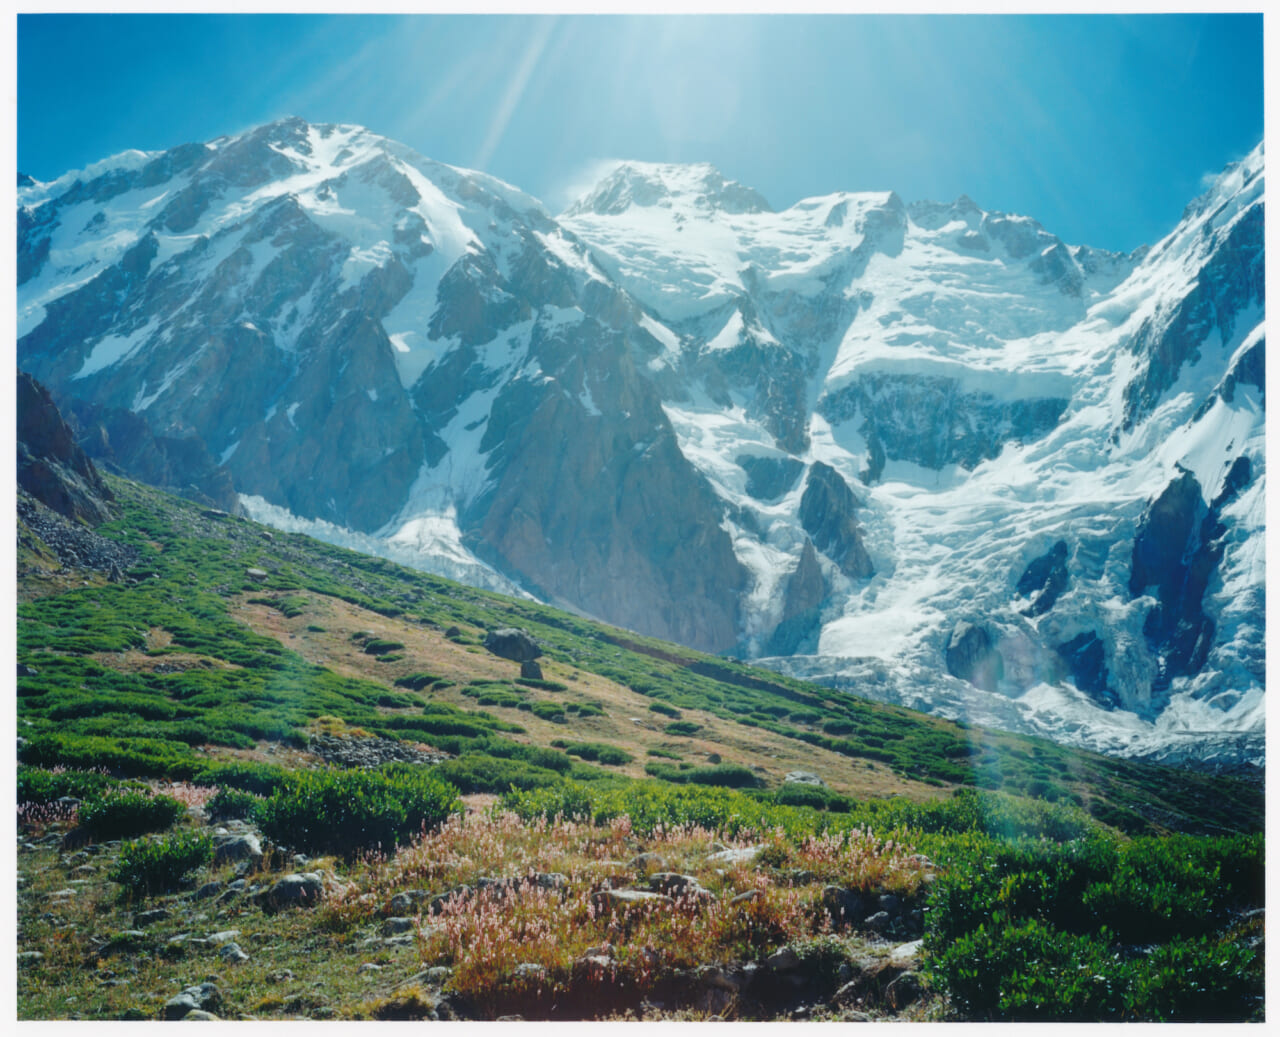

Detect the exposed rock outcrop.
xmin=945 ymin=621 xmax=1004 ymax=692
xmin=798 ymin=463 xmax=873 ymax=580
xmin=17 ymin=372 xmax=114 ymax=525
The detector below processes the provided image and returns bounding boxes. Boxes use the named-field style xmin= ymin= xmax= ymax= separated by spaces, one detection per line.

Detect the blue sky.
xmin=17 ymin=13 xmax=1263 ymax=252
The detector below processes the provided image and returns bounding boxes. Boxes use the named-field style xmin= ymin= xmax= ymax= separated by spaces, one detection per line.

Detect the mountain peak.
xmin=564 ymin=160 xmax=772 ymax=217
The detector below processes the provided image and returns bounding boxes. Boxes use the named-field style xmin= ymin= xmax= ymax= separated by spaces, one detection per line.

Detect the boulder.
xmin=161 ymin=983 xmax=221 ymax=1021
xmin=482 ymin=628 xmax=542 ymax=663
xmin=255 ymin=871 xmax=326 ymax=913
xmin=213 ymin=833 xmax=263 ymax=867
xmin=519 ymin=659 xmax=544 ymax=680
xmin=783 ymin=770 xmax=825 ymax=787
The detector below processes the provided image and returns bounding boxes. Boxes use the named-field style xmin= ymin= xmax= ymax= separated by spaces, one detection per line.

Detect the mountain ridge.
xmin=17 ymin=118 xmax=1264 ymax=767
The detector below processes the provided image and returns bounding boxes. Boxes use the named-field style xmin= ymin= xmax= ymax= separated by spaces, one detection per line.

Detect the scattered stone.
xmin=382 ymin=917 xmax=416 ymax=936
xmin=533 ymin=872 xmax=567 ymax=890
xmin=134 ymin=908 xmax=170 ymax=927
xmin=183 ymin=1010 xmax=220 ymax=1021
xmin=482 ymin=628 xmax=542 ymax=663
xmin=648 ymin=872 xmax=701 ymax=896
xmin=267 ymin=970 xmax=294 ymax=984
xmin=730 ymin=889 xmax=762 ymax=906
xmin=863 ymin=911 xmax=892 ymax=933
xmin=255 ymin=872 xmax=325 ymax=913
xmin=707 ymin=846 xmax=761 ymax=866
xmin=307 ymin=733 xmax=449 ymax=769
xmin=879 ymin=893 xmax=902 ymax=916
xmin=162 ymin=982 xmax=221 ymax=1021
xmin=218 ymin=943 xmax=250 ymax=965
xmin=213 ymin=833 xmax=263 ymax=867
xmin=885 ymin=971 xmax=923 ymax=1010
xmin=193 ymin=881 xmax=223 ymax=901
xmin=767 ymin=946 xmax=801 ymax=973
xmin=889 ymin=939 xmax=923 ymax=966
xmin=245 ymin=568 xmax=269 ymax=581
xmin=18 ymin=951 xmax=44 ymax=965
xmin=591 ymin=889 xmax=673 ymax=913
xmin=359 ymin=963 xmax=383 ymax=974
xmin=513 ymin=963 xmax=547 ymax=981
xmin=207 ymin=930 xmax=240 ymax=945
xmin=821 ymin=885 xmax=865 ymax=924
xmin=783 ymin=770 xmax=825 ymax=786
xmin=629 ymin=852 xmax=667 ymax=873
xmin=18 ymin=663 xmax=39 ymax=677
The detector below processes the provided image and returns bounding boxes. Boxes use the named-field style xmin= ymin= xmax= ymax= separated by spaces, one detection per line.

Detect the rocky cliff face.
xmin=17 ymin=372 xmax=113 ymax=525
xmin=17 ymin=122 xmax=1265 ymax=764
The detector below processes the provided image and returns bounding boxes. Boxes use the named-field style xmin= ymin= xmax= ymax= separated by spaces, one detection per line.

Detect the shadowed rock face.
xmin=945 ymin=621 xmax=1004 ymax=693
xmin=820 ymin=374 xmax=1069 ymax=481
xmin=17 ymin=372 xmax=113 ymax=525
xmin=1016 ymin=541 xmax=1070 ymax=617
xmin=1129 ymin=460 xmax=1252 ymax=702
xmin=766 ymin=539 xmax=826 ymax=656
xmin=798 ymin=463 xmax=873 ymax=580
xmin=467 ymin=318 xmax=748 ymax=655
xmin=1055 ymin=631 xmax=1116 ymax=709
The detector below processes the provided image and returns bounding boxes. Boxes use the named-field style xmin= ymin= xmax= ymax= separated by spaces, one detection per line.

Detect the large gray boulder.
xmin=482 ymin=628 xmax=542 ymax=662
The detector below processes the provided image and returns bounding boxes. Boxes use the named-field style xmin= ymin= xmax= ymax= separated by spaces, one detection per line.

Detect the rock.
xmin=444 ymin=626 xmax=463 ymax=639
xmin=17 ymin=663 xmax=38 ymax=677
xmin=18 ymin=951 xmax=44 ymax=965
xmin=382 ymin=917 xmax=416 ymax=936
xmin=767 ymin=540 xmax=827 ymax=655
xmin=648 ymin=872 xmax=701 ymax=897
xmin=162 ymin=982 xmax=221 ymax=1021
xmin=730 ymin=889 xmax=762 ymax=906
xmin=213 ymin=833 xmax=263 ymax=866
xmin=17 ymin=372 xmax=114 ymax=525
xmin=629 ymin=852 xmax=667 ymax=873
xmin=513 ymin=963 xmax=546 ymax=981
xmin=1016 ymin=540 xmax=1070 ymax=616
xmin=767 ymin=946 xmax=801 ymax=973
xmin=386 ymin=892 xmax=414 ymax=915
xmin=821 ymin=885 xmax=865 ymax=925
xmin=133 ymin=908 xmax=170 ymax=928
xmin=783 ymin=770 xmax=825 ymax=787
xmin=798 ymin=462 xmax=874 ymax=579
xmin=255 ymin=872 xmax=326 ymax=912
xmin=878 ymin=893 xmax=902 ymax=916
xmin=885 ymin=971 xmax=922 ymax=1010
xmin=482 ymin=628 xmax=542 ymax=663
xmin=707 ymin=846 xmax=761 ymax=866
xmin=519 ymin=659 xmax=543 ymax=680
xmin=182 ymin=1010 xmax=220 ymax=1021
xmin=945 ymin=620 xmax=1004 ymax=692
xmin=591 ymin=889 xmax=673 ymax=913
xmin=359 ymin=963 xmax=383 ymax=974
xmin=218 ymin=943 xmax=249 ymax=965
xmin=245 ymin=568 xmax=269 ymax=581
xmin=207 ymin=930 xmax=240 ymax=945
xmin=890 ymin=939 xmax=923 ymax=966
xmin=863 ymin=911 xmax=892 ymax=933
xmin=193 ymin=881 xmax=223 ymax=901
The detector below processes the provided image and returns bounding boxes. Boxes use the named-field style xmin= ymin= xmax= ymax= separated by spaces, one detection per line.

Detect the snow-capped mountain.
xmin=17 ymin=118 xmax=1264 ymax=766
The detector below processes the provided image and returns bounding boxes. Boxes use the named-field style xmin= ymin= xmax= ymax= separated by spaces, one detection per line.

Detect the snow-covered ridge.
xmin=17 ymin=120 xmax=1265 ymax=767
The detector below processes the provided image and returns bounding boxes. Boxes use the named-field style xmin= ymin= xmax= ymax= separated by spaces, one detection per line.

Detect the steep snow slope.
xmin=17 ymin=122 xmax=1264 ymax=764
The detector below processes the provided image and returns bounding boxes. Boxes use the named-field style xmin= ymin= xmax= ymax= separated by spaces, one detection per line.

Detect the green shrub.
xmin=432 ymin=754 xmax=566 ymax=795
xmin=206 ymin=787 xmax=261 ymax=822
xmin=363 ymin=639 xmax=405 ymax=656
xmin=192 ymin=760 xmax=291 ymax=796
xmin=395 ymin=672 xmax=441 ymax=691
xmin=664 ymin=720 xmax=702 ymax=737
xmin=530 ymin=701 xmax=567 ymax=723
xmin=648 ymin=702 xmax=681 ymax=718
xmin=515 ymin=678 xmax=569 ymax=692
xmin=78 ymin=791 xmax=185 ymax=840
xmin=551 ymin=741 xmax=633 ymax=766
xmin=773 ymin=783 xmax=853 ymax=812
xmin=17 ymin=766 xmax=121 ymax=804
xmin=109 ymin=831 xmax=214 ymax=898
xmin=254 ymin=767 xmax=460 ymax=858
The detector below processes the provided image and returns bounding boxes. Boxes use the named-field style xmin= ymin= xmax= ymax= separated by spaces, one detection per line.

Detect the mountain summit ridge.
xmin=17 ymin=119 xmax=1265 ymax=766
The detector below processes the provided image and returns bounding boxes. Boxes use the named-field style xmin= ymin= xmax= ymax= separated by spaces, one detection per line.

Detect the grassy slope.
xmin=18 ymin=475 xmax=1262 ymax=837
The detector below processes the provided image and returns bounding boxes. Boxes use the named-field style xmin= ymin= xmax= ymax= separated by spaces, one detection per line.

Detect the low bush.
xmin=109 ymin=830 xmax=214 ymax=898
xmin=78 ymin=791 xmax=186 ymax=840
xmin=664 ymin=720 xmax=702 ymax=737
xmin=648 ymin=702 xmax=681 ymax=718
xmin=395 ymin=672 xmax=441 ymax=691
xmin=254 ymin=767 xmax=460 ymax=857
xmin=206 ymin=787 xmax=261 ymax=822
xmin=363 ymin=639 xmax=405 ymax=656
xmin=550 ymin=740 xmax=633 ymax=766
xmin=17 ymin=766 xmax=121 ymax=804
